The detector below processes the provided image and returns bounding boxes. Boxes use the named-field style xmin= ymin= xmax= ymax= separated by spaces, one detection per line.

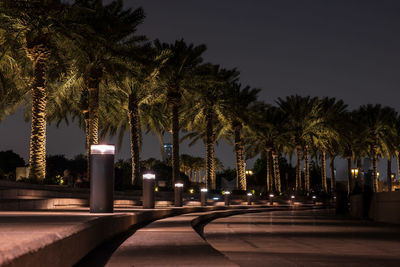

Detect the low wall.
xmin=350 ymin=191 xmax=400 ymax=224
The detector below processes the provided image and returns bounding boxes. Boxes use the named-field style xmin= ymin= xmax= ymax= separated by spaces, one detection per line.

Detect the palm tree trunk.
xmin=234 ymin=123 xmax=246 ymax=190
xmin=372 ymin=145 xmax=379 ymax=192
xmin=171 ymin=103 xmax=180 ymax=184
xmin=296 ymin=146 xmax=302 ymax=192
xmin=265 ymin=148 xmax=272 ymax=193
xmin=205 ymin=109 xmax=215 ymax=190
xmin=84 ymin=112 xmax=90 ymax=179
xmin=28 ymin=59 xmax=48 ymax=180
xmin=321 ymin=150 xmax=327 ymax=193
xmin=387 ymin=158 xmax=392 ymax=192
xmin=396 ymin=151 xmax=400 ymax=186
xmin=272 ymin=150 xmax=281 ymax=193
xmin=26 ymin=41 xmax=50 ymax=180
xmin=347 ymin=157 xmax=352 ymax=194
xmin=304 ymin=146 xmax=310 ymax=194
xmin=128 ymin=93 xmax=140 ymax=186
xmin=330 ymin=155 xmax=336 ymax=194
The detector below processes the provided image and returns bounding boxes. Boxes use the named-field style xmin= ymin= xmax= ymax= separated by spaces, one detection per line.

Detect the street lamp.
xmin=174 ymin=183 xmax=184 ymax=207
xmin=143 ymin=173 xmax=155 ymax=209
xmin=90 ymin=144 xmax=115 ymax=213
xmin=351 ymin=168 xmax=359 ymax=177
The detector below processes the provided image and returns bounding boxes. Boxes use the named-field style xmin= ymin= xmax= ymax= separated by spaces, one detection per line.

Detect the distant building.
xmin=163 ymin=143 xmax=172 ymax=162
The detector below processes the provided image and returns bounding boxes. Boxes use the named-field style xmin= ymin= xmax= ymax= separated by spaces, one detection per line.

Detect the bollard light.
xmin=200 ymin=188 xmax=208 ymax=206
xmin=269 ymin=193 xmax=274 ymax=206
xmin=247 ymin=192 xmax=252 ymax=205
xmin=174 ymin=182 xmax=184 ymax=207
xmin=90 ymin=144 xmax=115 ymax=213
xmin=224 ymin=191 xmax=231 ymax=206
xmin=143 ymin=172 xmax=156 ymax=209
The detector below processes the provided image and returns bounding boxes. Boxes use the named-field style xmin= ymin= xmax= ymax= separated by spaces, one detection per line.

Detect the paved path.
xmin=106 ymin=211 xmax=240 ymax=267
xmin=204 ymin=209 xmax=400 ymax=267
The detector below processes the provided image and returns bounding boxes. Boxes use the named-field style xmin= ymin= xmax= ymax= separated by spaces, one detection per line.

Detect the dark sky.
xmin=1 ymin=0 xmax=400 ymax=178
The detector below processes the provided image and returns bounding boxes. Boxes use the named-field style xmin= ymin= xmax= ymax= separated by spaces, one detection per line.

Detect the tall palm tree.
xmin=277 ymin=95 xmax=322 ymax=194
xmin=182 ymin=64 xmax=239 ymax=189
xmin=356 ymin=104 xmax=397 ymax=192
xmin=155 ymin=39 xmax=206 ymax=184
xmin=316 ymin=97 xmax=347 ymax=193
xmin=220 ymin=83 xmax=261 ymax=191
xmin=245 ymin=106 xmax=286 ymax=194
xmin=1 ymin=0 xmax=75 ymax=180
xmin=100 ymin=44 xmax=169 ymax=185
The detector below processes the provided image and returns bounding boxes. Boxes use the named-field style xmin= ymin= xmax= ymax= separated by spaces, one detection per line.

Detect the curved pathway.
xmin=204 ymin=209 xmax=400 ymax=267
xmin=106 ymin=210 xmax=243 ymax=267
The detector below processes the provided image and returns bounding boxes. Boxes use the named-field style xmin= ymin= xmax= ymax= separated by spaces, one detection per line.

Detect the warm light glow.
xmin=391 ymin=173 xmax=395 ymax=179
xmin=247 ymin=193 xmax=252 ymax=196
xmin=224 ymin=191 xmax=231 ymax=195
xmin=351 ymin=168 xmax=359 ymax=176
xmin=155 ymin=186 xmax=159 ymax=192
xmin=245 ymin=170 xmax=253 ymax=175
xmin=269 ymin=194 xmax=274 ymax=198
xmin=189 ymin=188 xmax=194 ymax=194
xmin=91 ymin=145 xmax=115 ymax=155
xmin=143 ymin=173 xmax=155 ymax=180
xmin=291 ymin=195 xmax=295 ymax=199
xmin=201 ymin=188 xmax=208 ymax=192
xmin=377 ymin=172 xmax=380 ymax=177
xmin=175 ymin=183 xmax=184 ymax=188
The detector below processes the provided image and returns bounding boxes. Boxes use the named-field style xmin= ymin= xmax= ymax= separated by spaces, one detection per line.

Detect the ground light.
xmin=174 ymin=183 xmax=184 ymax=207
xmin=143 ymin=173 xmax=156 ymax=209
xmin=200 ymin=188 xmax=208 ymax=206
xmin=269 ymin=194 xmax=274 ymax=206
xmin=224 ymin=191 xmax=231 ymax=206
xmin=247 ymin=192 xmax=252 ymax=205
xmin=90 ymin=144 xmax=115 ymax=213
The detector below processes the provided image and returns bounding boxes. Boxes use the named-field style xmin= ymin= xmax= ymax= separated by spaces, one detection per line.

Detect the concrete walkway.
xmin=204 ymin=209 xmax=400 ymax=267
xmin=106 ymin=210 xmax=244 ymax=267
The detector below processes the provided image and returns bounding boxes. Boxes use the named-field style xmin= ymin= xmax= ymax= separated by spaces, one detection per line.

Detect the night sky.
xmin=1 ymin=0 xmax=400 ymax=179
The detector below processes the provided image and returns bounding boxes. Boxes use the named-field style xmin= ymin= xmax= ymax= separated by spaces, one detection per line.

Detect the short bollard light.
xmin=224 ymin=191 xmax=231 ymax=206
xmin=269 ymin=193 xmax=274 ymax=206
xmin=312 ymin=195 xmax=317 ymax=205
xmin=247 ymin=192 xmax=252 ymax=205
xmin=200 ymin=188 xmax=208 ymax=206
xmin=143 ymin=173 xmax=156 ymax=209
xmin=174 ymin=183 xmax=184 ymax=207
xmin=90 ymin=144 xmax=115 ymax=213
xmin=290 ymin=195 xmax=295 ymax=205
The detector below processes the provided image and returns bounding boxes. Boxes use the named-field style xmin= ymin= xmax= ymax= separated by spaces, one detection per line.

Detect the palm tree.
xmin=1 ymin=0 xmax=76 ymax=180
xmin=100 ymin=44 xmax=169 ymax=185
xmin=356 ymin=104 xmax=397 ymax=192
xmin=316 ymin=97 xmax=347 ymax=193
xmin=182 ymin=64 xmax=239 ymax=189
xmin=277 ymin=95 xmax=322 ymax=194
xmin=245 ymin=106 xmax=286 ymax=194
xmin=220 ymin=83 xmax=261 ymax=191
xmin=155 ymin=39 xmax=206 ymax=184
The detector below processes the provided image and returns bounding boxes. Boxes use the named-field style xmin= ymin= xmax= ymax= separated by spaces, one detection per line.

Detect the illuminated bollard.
xmin=224 ymin=191 xmax=231 ymax=206
xmin=312 ymin=195 xmax=317 ymax=205
xmin=201 ymin=188 xmax=208 ymax=206
xmin=290 ymin=195 xmax=295 ymax=205
xmin=247 ymin=192 xmax=252 ymax=205
xmin=143 ymin=173 xmax=156 ymax=209
xmin=269 ymin=194 xmax=274 ymax=206
xmin=174 ymin=183 xmax=183 ymax=207
xmin=90 ymin=145 xmax=115 ymax=213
